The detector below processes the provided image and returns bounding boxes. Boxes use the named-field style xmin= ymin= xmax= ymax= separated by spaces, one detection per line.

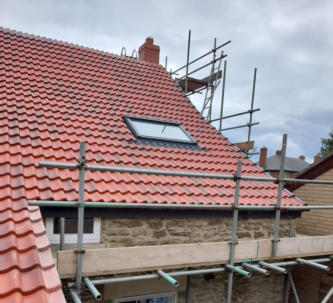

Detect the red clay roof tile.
xmin=1 ymin=31 xmax=66 ymax=302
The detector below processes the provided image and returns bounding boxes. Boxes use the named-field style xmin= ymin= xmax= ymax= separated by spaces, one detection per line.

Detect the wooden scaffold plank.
xmin=57 ymin=235 xmax=333 ymax=278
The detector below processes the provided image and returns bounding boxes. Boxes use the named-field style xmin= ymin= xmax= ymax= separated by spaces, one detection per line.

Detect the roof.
xmin=0 ymin=205 xmax=65 ymax=301
xmin=286 ymin=151 xmax=333 ymax=191
xmin=0 ymin=28 xmax=67 ymax=302
xmin=265 ymin=155 xmax=309 ymax=172
xmin=0 ymin=27 xmax=303 ymax=209
xmin=0 ymin=28 xmax=306 ymax=205
xmin=0 ymin=28 xmax=305 ymax=299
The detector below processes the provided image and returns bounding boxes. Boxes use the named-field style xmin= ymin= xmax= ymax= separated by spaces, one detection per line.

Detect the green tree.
xmin=320 ymin=130 xmax=333 ymax=156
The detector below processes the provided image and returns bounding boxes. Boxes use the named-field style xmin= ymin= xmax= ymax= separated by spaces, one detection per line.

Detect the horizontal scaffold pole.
xmin=70 ymin=290 xmax=82 ymax=303
xmin=296 ymin=258 xmax=330 ymax=271
xmin=221 ymin=122 xmax=259 ymax=132
xmin=241 ymin=263 xmax=269 ymax=276
xmin=67 ymin=267 xmax=226 ymax=286
xmin=272 ymin=257 xmax=333 ymax=267
xmin=38 ymin=160 xmax=333 ymax=186
xmin=172 ymin=40 xmax=231 ymax=74
xmin=28 ymin=200 xmax=333 ymax=211
xmin=258 ymin=261 xmax=288 ymax=274
xmin=226 ymin=265 xmax=251 ymax=277
xmin=210 ymin=108 xmax=260 ymax=123
xmin=83 ymin=277 xmax=102 ymax=301
xmin=156 ymin=270 xmax=179 ymax=287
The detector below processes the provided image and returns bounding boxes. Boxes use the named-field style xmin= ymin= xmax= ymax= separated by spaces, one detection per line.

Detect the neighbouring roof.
xmin=286 ymin=151 xmax=333 ymax=191
xmin=265 ymin=155 xmax=309 ymax=172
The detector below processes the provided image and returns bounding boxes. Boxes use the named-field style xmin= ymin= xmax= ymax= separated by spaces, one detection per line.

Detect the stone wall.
xmin=290 ymin=168 xmax=333 ymax=302
xmin=74 ymin=216 xmax=293 ymax=303
xmin=294 ymin=167 xmax=333 ymax=235
xmin=101 ymin=217 xmax=294 ymax=247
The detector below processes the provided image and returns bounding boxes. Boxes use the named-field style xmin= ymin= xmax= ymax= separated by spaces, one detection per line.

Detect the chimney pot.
xmin=276 ymin=150 xmax=282 ymax=156
xmin=259 ymin=146 xmax=267 ymax=169
xmin=299 ymin=155 xmax=305 ymax=161
xmin=138 ymin=37 xmax=160 ymax=64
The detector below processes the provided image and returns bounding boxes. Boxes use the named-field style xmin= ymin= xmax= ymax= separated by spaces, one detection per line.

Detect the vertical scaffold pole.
xmin=207 ymin=38 xmax=217 ymax=122
xmin=60 ymin=217 xmax=65 ymax=250
xmin=226 ymin=161 xmax=242 ymax=303
xmin=185 ymin=232 xmax=193 ymax=303
xmin=184 ymin=30 xmax=191 ymax=94
xmin=247 ymin=68 xmax=257 ymax=143
xmin=282 ymin=219 xmax=294 ymax=302
xmin=272 ymin=134 xmax=287 ymax=257
xmin=219 ymin=59 xmax=227 ymax=132
xmin=76 ymin=142 xmax=87 ymax=292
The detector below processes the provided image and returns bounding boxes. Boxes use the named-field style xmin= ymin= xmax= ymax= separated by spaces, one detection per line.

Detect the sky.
xmin=1 ymin=0 xmax=332 ymax=163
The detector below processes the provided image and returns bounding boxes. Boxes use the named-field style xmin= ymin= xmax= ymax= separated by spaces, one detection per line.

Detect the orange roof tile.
xmin=0 ymin=205 xmax=65 ymax=301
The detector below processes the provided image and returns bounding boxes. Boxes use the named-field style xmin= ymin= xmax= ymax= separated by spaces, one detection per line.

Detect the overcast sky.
xmin=1 ymin=0 xmax=332 ymax=162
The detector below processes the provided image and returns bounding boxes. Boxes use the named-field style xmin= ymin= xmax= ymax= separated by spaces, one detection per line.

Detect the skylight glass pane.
xmin=127 ymin=117 xmax=196 ymax=143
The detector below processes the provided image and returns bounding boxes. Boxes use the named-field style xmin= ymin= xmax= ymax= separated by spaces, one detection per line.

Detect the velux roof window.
xmin=125 ymin=116 xmax=196 ymax=144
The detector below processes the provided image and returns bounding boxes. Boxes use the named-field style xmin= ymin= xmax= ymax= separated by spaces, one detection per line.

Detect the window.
xmin=124 ymin=116 xmax=196 ymax=144
xmin=115 ymin=292 xmax=177 ymax=303
xmin=45 ymin=217 xmax=101 ymax=244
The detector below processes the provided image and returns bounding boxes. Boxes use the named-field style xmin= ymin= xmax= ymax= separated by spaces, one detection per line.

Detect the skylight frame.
xmin=124 ymin=115 xmax=197 ymax=144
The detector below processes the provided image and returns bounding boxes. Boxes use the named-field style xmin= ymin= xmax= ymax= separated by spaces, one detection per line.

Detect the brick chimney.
xmin=276 ymin=150 xmax=282 ymax=156
xmin=299 ymin=155 xmax=305 ymax=161
xmin=314 ymin=154 xmax=322 ymax=164
xmin=259 ymin=147 xmax=267 ymax=169
xmin=138 ymin=37 xmax=160 ymax=64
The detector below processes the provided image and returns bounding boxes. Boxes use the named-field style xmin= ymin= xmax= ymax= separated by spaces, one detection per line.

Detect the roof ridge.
xmin=0 ymin=26 xmax=162 ymax=68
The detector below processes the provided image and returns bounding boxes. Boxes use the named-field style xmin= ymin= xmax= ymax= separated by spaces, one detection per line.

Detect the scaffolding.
xmin=170 ymin=30 xmax=260 ymax=156
xmin=28 ymin=134 xmax=333 ymax=302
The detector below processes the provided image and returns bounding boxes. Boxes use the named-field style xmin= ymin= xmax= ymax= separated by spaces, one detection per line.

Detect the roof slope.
xmin=0 ymin=204 xmax=65 ymax=301
xmin=286 ymin=152 xmax=333 ymax=191
xmin=0 ymin=28 xmax=66 ymax=302
xmin=265 ymin=155 xmax=309 ymax=172
xmin=0 ymin=27 xmax=302 ymax=214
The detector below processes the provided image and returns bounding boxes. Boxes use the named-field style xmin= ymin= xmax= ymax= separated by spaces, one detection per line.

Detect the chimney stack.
xmin=299 ymin=155 xmax=305 ymax=161
xmin=138 ymin=37 xmax=160 ymax=64
xmin=276 ymin=150 xmax=282 ymax=156
xmin=259 ymin=147 xmax=267 ymax=169
xmin=314 ymin=154 xmax=321 ymax=164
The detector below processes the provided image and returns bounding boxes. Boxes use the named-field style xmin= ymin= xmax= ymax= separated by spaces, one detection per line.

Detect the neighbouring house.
xmin=258 ymin=147 xmax=309 ymax=178
xmin=0 ymin=27 xmax=306 ymax=303
xmin=285 ymin=151 xmax=333 ymax=303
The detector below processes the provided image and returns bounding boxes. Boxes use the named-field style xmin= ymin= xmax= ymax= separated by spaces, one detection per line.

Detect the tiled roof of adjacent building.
xmin=286 ymin=151 xmax=333 ymax=191
xmin=265 ymin=155 xmax=309 ymax=172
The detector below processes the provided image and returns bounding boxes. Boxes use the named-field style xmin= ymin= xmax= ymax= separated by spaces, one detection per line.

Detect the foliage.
xmin=320 ymin=130 xmax=333 ymax=156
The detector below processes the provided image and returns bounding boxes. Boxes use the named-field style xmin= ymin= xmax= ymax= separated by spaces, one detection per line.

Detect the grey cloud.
xmin=1 ymin=0 xmax=332 ymax=162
